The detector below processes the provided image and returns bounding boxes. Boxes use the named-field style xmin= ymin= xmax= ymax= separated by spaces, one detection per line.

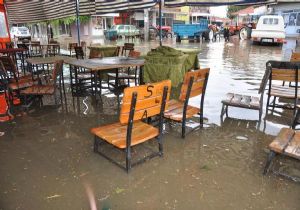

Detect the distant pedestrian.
xmin=223 ymin=23 xmax=230 ymax=42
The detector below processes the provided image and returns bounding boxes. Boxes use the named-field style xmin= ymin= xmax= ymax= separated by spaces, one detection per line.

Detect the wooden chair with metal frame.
xmin=0 ymin=56 xmax=37 ymax=94
xmin=263 ymin=127 xmax=300 ymax=182
xmin=107 ymin=50 xmax=141 ymax=89
xmin=121 ymin=43 xmax=134 ymax=56
xmin=91 ymin=80 xmax=171 ymax=172
xmin=47 ymin=44 xmax=60 ymax=57
xmin=30 ymin=43 xmax=42 ymax=57
xmin=164 ymin=68 xmax=210 ymax=138
xmin=265 ymin=61 xmax=300 ymax=115
xmin=221 ymin=63 xmax=271 ymax=121
xmin=70 ymin=46 xmax=94 ymax=95
xmin=69 ymin=43 xmax=78 ymax=57
xmin=20 ymin=60 xmax=64 ymax=107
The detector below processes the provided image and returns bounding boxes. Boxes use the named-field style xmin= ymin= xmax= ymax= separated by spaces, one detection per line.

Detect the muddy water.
xmin=0 ymin=38 xmax=300 ymax=210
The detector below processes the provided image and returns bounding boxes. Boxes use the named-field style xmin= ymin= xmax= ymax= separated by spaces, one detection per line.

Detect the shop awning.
xmin=164 ymin=0 xmax=275 ymax=7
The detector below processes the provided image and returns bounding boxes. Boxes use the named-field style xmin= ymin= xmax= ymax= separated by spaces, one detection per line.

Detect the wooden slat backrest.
xmin=271 ymin=68 xmax=299 ymax=82
xmin=0 ymin=56 xmax=17 ymax=75
xmin=120 ymin=80 xmax=171 ymax=124
xmin=179 ymin=68 xmax=210 ymax=101
xmin=291 ymin=52 xmax=300 ymax=62
xmin=129 ymin=50 xmax=141 ymax=58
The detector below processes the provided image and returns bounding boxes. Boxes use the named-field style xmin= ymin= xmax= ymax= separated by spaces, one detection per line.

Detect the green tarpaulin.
xmin=143 ymin=46 xmax=199 ymax=88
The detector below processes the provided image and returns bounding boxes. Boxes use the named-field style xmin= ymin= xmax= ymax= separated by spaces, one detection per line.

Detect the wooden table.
xmin=65 ymin=56 xmax=145 ymax=96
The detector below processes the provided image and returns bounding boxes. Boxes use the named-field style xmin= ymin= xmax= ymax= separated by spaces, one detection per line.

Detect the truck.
xmin=251 ymin=15 xmax=285 ymax=44
xmin=173 ymin=19 xmax=210 ymax=42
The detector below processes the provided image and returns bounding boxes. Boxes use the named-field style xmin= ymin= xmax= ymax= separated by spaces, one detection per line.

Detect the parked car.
xmin=10 ymin=26 xmax=31 ymax=40
xmin=110 ymin=25 xmax=140 ymax=37
xmin=251 ymin=15 xmax=285 ymax=44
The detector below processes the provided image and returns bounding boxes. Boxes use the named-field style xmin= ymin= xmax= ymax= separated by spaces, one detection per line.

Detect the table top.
xmin=0 ymin=48 xmax=28 ymax=53
xmin=65 ymin=56 xmax=145 ymax=71
xmin=88 ymin=45 xmax=117 ymax=49
xmin=26 ymin=55 xmax=73 ymax=65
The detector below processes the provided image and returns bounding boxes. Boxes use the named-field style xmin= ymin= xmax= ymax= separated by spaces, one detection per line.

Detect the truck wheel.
xmin=167 ymin=33 xmax=172 ymax=39
xmin=239 ymin=27 xmax=248 ymax=40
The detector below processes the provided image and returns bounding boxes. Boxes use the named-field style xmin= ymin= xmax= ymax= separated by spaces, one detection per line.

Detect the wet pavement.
xmin=1 ymin=37 xmax=300 ymax=210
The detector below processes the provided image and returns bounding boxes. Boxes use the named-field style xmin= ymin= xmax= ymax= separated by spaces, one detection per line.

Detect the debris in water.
xmin=236 ymin=136 xmax=248 ymax=141
xmin=46 ymin=194 xmax=62 ymax=199
xmin=115 ymin=187 xmax=125 ymax=194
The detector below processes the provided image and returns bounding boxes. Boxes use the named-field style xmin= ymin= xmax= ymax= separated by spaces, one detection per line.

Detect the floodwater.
xmin=1 ymin=37 xmax=300 ymax=210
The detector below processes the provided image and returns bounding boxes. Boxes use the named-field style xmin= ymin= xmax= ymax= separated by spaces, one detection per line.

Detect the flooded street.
xmin=1 ymin=38 xmax=300 ymax=210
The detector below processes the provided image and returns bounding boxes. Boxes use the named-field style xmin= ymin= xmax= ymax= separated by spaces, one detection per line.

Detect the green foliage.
xmin=227 ymin=6 xmax=248 ymax=19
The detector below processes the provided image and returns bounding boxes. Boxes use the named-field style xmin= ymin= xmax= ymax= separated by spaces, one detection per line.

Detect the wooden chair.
xmin=263 ymin=128 xmax=300 ymax=181
xmin=121 ymin=43 xmax=134 ymax=56
xmin=68 ymin=43 xmax=78 ymax=57
xmin=0 ymin=56 xmax=37 ymax=93
xmin=291 ymin=52 xmax=300 ymax=62
xmin=114 ymin=46 xmax=121 ymax=57
xmin=74 ymin=46 xmax=84 ymax=59
xmin=89 ymin=50 xmax=102 ymax=59
xmin=5 ymin=42 xmax=14 ymax=49
xmin=265 ymin=61 xmax=300 ymax=114
xmin=164 ymin=68 xmax=210 ymax=138
xmin=91 ymin=80 xmax=171 ymax=172
xmin=71 ymin=46 xmax=93 ymax=95
xmin=221 ymin=63 xmax=271 ymax=121
xmin=47 ymin=44 xmax=60 ymax=56
xmin=21 ymin=60 xmax=64 ymax=106
xmin=107 ymin=50 xmax=141 ymax=89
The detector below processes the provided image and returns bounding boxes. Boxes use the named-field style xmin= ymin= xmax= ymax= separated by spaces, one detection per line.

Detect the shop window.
xmin=297 ymin=13 xmax=300 ymax=26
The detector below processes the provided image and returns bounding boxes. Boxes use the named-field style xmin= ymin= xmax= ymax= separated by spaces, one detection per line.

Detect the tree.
xmin=227 ymin=6 xmax=248 ymax=19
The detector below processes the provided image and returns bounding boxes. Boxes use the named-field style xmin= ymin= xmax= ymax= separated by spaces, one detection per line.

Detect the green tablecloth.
xmin=88 ymin=45 xmax=117 ymax=57
xmin=143 ymin=46 xmax=200 ymax=88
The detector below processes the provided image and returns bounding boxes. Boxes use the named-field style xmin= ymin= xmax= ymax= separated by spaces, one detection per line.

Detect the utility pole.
xmin=144 ymin=9 xmax=149 ymax=42
xmin=159 ymin=0 xmax=162 ymax=46
xmin=75 ymin=0 xmax=80 ymax=44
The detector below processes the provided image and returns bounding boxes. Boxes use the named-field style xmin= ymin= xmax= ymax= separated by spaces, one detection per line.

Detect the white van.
xmin=251 ymin=15 xmax=285 ymax=44
xmin=10 ymin=26 xmax=31 ymax=40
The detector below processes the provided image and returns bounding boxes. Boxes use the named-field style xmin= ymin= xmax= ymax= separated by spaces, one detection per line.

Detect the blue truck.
xmin=173 ymin=19 xmax=210 ymax=41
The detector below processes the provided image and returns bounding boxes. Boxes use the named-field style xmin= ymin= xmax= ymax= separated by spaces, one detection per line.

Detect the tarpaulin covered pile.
xmin=143 ymin=46 xmax=199 ymax=88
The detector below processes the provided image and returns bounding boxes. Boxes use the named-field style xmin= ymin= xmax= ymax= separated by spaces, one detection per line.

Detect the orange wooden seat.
xmin=264 ymin=128 xmax=300 ymax=179
xmin=91 ymin=80 xmax=171 ymax=172
xmin=291 ymin=52 xmax=300 ymax=62
xmin=164 ymin=68 xmax=209 ymax=138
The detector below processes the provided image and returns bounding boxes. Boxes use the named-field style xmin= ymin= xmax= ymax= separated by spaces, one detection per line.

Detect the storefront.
xmin=271 ymin=2 xmax=300 ymax=37
xmin=0 ymin=0 xmax=10 ymax=48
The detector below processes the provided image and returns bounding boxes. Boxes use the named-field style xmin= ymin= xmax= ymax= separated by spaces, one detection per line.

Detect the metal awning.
xmin=164 ymin=0 xmax=275 ymax=7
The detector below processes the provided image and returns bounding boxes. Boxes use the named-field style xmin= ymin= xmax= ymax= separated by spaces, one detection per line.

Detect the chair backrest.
xmin=0 ymin=56 xmax=17 ymax=79
xmin=179 ymin=68 xmax=210 ymax=101
xmin=89 ymin=50 xmax=102 ymax=59
xmin=122 ymin=43 xmax=134 ymax=56
xmin=69 ymin=43 xmax=78 ymax=50
xmin=270 ymin=66 xmax=299 ymax=83
xmin=120 ymin=80 xmax=171 ymax=124
xmin=114 ymin=46 xmax=121 ymax=56
xmin=5 ymin=42 xmax=14 ymax=49
xmin=17 ymin=43 xmax=29 ymax=50
xmin=128 ymin=50 xmax=141 ymax=58
xmin=291 ymin=52 xmax=300 ymax=62
xmin=74 ymin=46 xmax=84 ymax=59
xmin=51 ymin=60 xmax=64 ymax=87
xmin=0 ymin=61 xmax=9 ymax=89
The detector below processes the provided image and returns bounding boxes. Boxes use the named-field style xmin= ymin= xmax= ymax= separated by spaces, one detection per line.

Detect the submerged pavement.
xmin=0 ymin=38 xmax=300 ymax=210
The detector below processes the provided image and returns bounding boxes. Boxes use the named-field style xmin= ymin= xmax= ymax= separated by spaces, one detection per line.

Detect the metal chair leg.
xmin=126 ymin=147 xmax=131 ymax=173
xmin=263 ymin=151 xmax=276 ymax=175
xmin=94 ymin=136 xmax=99 ymax=153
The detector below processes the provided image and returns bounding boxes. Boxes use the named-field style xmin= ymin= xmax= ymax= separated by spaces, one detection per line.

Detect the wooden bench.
xmin=91 ymin=80 xmax=171 ymax=172
xmin=263 ymin=128 xmax=300 ymax=180
xmin=221 ymin=63 xmax=270 ymax=121
xmin=164 ymin=68 xmax=209 ymax=138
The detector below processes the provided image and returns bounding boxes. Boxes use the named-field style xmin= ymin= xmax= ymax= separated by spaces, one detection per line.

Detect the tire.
xmin=239 ymin=27 xmax=248 ymax=40
xmin=167 ymin=33 xmax=172 ymax=39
